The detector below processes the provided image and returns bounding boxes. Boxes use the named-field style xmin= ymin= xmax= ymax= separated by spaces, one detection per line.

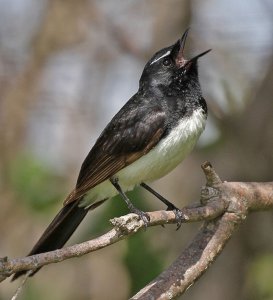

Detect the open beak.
xmin=172 ymin=28 xmax=211 ymax=68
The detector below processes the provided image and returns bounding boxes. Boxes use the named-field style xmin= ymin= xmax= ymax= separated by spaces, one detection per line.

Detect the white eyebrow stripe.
xmin=150 ymin=50 xmax=171 ymax=65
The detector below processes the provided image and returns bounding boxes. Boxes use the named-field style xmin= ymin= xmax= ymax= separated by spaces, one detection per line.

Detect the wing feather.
xmin=64 ymin=103 xmax=166 ymax=205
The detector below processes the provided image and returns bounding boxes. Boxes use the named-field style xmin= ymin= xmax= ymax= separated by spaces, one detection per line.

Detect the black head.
xmin=139 ymin=29 xmax=211 ymax=95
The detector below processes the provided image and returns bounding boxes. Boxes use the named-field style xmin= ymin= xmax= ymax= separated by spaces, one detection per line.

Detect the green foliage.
xmin=8 ymin=155 xmax=65 ymax=212
xmin=124 ymin=231 xmax=165 ymax=296
xmin=22 ymin=284 xmax=43 ymax=300
xmin=246 ymin=253 xmax=273 ymax=300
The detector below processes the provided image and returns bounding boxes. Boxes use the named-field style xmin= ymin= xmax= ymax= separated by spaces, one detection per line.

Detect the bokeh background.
xmin=1 ymin=0 xmax=273 ymax=299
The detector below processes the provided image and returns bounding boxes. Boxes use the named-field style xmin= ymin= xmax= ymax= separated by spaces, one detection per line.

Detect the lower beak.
xmin=188 ymin=49 xmax=212 ymax=63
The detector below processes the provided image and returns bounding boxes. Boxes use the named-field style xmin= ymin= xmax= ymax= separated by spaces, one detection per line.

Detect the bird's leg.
xmin=110 ymin=178 xmax=150 ymax=227
xmin=140 ymin=182 xmax=184 ymax=230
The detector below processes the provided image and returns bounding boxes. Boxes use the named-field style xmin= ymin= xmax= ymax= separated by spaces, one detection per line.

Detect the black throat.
xmin=139 ymin=68 xmax=207 ymax=133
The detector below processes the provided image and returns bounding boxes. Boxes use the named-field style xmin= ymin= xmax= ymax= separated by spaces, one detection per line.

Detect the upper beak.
xmin=172 ymin=28 xmax=211 ymax=68
xmin=172 ymin=28 xmax=190 ymax=68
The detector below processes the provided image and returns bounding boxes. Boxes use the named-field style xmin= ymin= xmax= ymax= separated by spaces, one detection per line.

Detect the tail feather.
xmin=12 ymin=200 xmax=88 ymax=281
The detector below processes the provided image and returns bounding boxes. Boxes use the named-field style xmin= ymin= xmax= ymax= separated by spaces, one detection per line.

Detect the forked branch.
xmin=1 ymin=162 xmax=272 ymax=300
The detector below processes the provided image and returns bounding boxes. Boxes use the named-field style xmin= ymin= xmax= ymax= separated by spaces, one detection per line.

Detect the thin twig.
xmin=10 ymin=272 xmax=31 ymax=300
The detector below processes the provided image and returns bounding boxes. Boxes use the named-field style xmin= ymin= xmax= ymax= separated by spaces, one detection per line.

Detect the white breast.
xmin=80 ymin=108 xmax=206 ymax=207
xmin=118 ymin=107 xmax=206 ymax=184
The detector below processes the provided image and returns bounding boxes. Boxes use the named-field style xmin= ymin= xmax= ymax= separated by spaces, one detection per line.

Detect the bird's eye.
xmin=162 ymin=58 xmax=171 ymax=66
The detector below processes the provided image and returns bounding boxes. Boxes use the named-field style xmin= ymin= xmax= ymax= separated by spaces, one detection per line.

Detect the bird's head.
xmin=139 ymin=28 xmax=211 ymax=95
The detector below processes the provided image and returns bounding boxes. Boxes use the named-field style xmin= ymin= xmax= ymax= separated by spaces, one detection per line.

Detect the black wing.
xmin=64 ymin=99 xmax=166 ymax=204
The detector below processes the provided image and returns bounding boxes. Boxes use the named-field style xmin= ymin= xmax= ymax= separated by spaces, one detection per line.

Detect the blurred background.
xmin=1 ymin=0 xmax=273 ymax=299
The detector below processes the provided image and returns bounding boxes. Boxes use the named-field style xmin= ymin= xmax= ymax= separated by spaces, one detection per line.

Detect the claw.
xmin=132 ymin=208 xmax=150 ymax=228
xmin=166 ymin=204 xmax=185 ymax=230
xmin=140 ymin=183 xmax=185 ymax=229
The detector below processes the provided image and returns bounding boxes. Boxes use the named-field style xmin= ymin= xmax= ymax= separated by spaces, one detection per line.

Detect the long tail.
xmin=12 ymin=199 xmax=105 ymax=281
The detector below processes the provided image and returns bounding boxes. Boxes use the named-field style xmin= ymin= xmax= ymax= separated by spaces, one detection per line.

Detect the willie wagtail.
xmin=13 ymin=28 xmax=210 ymax=280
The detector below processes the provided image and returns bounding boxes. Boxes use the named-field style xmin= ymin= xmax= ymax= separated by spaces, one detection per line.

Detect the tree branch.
xmin=131 ymin=162 xmax=273 ymax=299
xmin=1 ymin=162 xmax=273 ymax=300
xmin=0 ymin=199 xmax=226 ymax=281
xmin=131 ymin=213 xmax=240 ymax=300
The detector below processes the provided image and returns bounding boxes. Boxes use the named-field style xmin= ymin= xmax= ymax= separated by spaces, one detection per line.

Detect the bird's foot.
xmin=166 ymin=203 xmax=185 ymax=230
xmin=129 ymin=206 xmax=150 ymax=228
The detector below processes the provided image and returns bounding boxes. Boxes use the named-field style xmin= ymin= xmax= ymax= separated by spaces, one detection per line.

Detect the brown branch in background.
xmin=1 ymin=162 xmax=273 ymax=299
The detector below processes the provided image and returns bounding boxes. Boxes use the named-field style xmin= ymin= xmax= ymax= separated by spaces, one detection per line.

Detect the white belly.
xmin=80 ymin=108 xmax=206 ymax=207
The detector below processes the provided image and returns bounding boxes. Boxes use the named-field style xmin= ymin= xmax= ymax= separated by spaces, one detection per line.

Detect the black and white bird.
xmin=13 ymin=28 xmax=210 ymax=280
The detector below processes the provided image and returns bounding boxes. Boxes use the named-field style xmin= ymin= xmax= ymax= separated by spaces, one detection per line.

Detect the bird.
xmin=12 ymin=28 xmax=210 ymax=280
